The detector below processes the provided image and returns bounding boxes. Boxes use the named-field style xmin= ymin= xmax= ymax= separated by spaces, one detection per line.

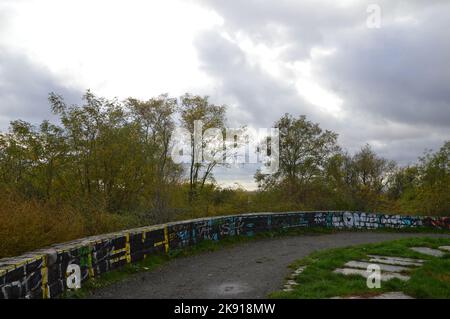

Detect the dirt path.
xmin=87 ymin=232 xmax=449 ymax=299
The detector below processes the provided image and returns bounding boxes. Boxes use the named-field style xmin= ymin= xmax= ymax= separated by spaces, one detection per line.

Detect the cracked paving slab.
xmin=367 ymin=255 xmax=424 ymax=267
xmin=333 ymin=268 xmax=410 ymax=281
xmin=344 ymin=261 xmax=410 ymax=272
xmin=332 ymin=292 xmax=413 ymax=299
xmin=410 ymin=247 xmax=445 ymax=257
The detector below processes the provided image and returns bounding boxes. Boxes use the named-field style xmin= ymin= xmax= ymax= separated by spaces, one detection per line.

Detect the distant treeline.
xmin=0 ymin=90 xmax=448 ymax=257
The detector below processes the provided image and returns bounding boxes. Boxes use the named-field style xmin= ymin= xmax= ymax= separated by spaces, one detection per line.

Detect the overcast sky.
xmin=1 ymin=0 xmax=449 ymax=189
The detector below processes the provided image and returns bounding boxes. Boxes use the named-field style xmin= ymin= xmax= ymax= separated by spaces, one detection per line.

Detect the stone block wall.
xmin=0 ymin=211 xmax=448 ymax=299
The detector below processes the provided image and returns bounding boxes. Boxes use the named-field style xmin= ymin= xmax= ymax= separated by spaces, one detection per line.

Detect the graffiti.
xmin=176 ymin=229 xmax=190 ymax=246
xmin=235 ymin=217 xmax=246 ymax=236
xmin=66 ymin=264 xmax=81 ymax=289
xmin=0 ymin=257 xmax=43 ymax=299
xmin=339 ymin=212 xmax=380 ymax=229
xmin=322 ymin=212 xmax=424 ymax=229
xmin=313 ymin=213 xmax=327 ymax=226
xmin=423 ymin=217 xmax=450 ymax=230
xmin=219 ymin=221 xmax=232 ymax=236
xmin=196 ymin=220 xmax=215 ymax=241
xmin=1 ymin=211 xmax=448 ymax=299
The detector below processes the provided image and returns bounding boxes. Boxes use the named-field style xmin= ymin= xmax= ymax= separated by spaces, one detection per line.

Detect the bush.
xmin=0 ymin=192 xmax=137 ymax=258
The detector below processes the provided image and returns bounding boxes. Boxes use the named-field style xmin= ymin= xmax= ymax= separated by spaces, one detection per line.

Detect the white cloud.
xmin=0 ymin=0 xmax=223 ymax=98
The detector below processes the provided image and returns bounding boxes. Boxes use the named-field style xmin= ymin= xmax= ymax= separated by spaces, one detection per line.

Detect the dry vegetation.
xmin=0 ymin=91 xmax=448 ymax=258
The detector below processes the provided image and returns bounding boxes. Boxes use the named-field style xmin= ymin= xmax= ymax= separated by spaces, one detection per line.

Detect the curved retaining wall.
xmin=0 ymin=211 xmax=449 ymax=299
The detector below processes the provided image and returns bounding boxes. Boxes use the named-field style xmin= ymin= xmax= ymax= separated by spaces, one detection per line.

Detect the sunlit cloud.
xmin=0 ymin=0 xmax=223 ymax=98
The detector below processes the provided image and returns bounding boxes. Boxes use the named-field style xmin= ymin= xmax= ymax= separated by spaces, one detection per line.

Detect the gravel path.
xmin=87 ymin=232 xmax=449 ymax=299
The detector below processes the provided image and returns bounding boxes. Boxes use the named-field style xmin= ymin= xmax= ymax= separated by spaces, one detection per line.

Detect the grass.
xmin=0 ymin=192 xmax=142 ymax=259
xmin=269 ymin=237 xmax=450 ymax=299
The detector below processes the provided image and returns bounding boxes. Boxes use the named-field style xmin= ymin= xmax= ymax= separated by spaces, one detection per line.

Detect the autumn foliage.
xmin=0 ymin=91 xmax=448 ymax=258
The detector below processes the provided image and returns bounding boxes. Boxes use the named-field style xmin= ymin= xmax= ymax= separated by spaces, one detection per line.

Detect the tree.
xmin=345 ymin=144 xmax=396 ymax=210
xmin=178 ymin=93 xmax=227 ymax=202
xmin=415 ymin=141 xmax=450 ymax=215
xmin=126 ymin=95 xmax=182 ymax=220
xmin=49 ymin=90 xmax=126 ymax=206
xmin=387 ymin=166 xmax=419 ymax=201
xmin=256 ymin=113 xmax=339 ymax=204
xmin=0 ymin=120 xmax=39 ymax=196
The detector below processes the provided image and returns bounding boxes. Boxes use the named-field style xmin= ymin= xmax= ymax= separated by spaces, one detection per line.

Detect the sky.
xmin=0 ymin=0 xmax=449 ymax=189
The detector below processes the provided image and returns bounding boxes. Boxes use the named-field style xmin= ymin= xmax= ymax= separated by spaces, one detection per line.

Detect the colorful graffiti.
xmin=423 ymin=217 xmax=450 ymax=230
xmin=1 ymin=211 xmax=448 ymax=299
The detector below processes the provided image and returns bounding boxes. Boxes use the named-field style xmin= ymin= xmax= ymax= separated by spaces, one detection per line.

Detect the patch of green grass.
xmin=270 ymin=237 xmax=450 ymax=299
xmin=404 ymin=254 xmax=450 ymax=298
xmin=358 ymin=226 xmax=450 ymax=235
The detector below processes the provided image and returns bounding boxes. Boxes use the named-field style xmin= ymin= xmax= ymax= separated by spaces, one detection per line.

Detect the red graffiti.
xmin=424 ymin=217 xmax=450 ymax=230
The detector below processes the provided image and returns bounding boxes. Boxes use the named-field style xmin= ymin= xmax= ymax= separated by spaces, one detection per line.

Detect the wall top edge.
xmin=0 ymin=211 xmax=446 ymax=271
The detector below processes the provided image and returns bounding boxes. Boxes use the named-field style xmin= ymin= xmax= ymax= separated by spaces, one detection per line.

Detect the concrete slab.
xmin=344 ymin=261 xmax=409 ymax=272
xmin=410 ymin=247 xmax=444 ymax=257
xmin=283 ymin=266 xmax=306 ymax=291
xmin=367 ymin=255 xmax=424 ymax=266
xmin=367 ymin=255 xmax=425 ymax=263
xmin=371 ymin=292 xmax=413 ymax=299
xmin=334 ymin=268 xmax=410 ymax=281
xmin=332 ymin=292 xmax=413 ymax=299
xmin=293 ymin=266 xmax=305 ymax=275
xmin=284 ymin=266 xmax=304 ymax=291
xmin=368 ymin=258 xmax=422 ymax=267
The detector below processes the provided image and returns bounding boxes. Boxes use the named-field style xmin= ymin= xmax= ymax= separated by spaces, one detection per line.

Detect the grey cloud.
xmin=198 ymin=0 xmax=366 ymax=59
xmin=195 ymin=30 xmax=319 ymax=128
xmin=0 ymin=48 xmax=82 ymax=130
xmin=194 ymin=0 xmax=450 ymax=166
xmin=315 ymin=8 xmax=450 ymax=128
